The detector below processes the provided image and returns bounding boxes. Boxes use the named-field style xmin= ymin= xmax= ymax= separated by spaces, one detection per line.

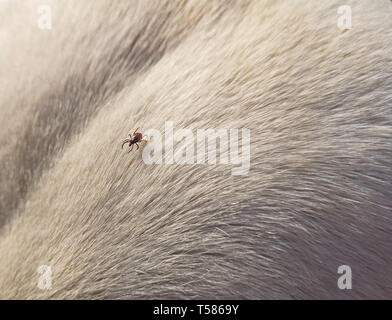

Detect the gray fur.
xmin=0 ymin=0 xmax=391 ymax=299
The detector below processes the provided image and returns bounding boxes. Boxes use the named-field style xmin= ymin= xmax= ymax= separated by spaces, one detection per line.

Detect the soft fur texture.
xmin=0 ymin=0 xmax=391 ymax=299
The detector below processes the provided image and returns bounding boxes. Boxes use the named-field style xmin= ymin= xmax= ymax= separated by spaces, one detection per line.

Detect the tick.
xmin=122 ymin=128 xmax=143 ymax=151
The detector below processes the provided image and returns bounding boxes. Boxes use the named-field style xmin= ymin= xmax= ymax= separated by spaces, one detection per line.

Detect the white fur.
xmin=0 ymin=0 xmax=391 ymax=299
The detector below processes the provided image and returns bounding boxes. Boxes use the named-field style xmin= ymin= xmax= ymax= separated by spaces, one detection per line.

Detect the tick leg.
xmin=128 ymin=144 xmax=134 ymax=153
xmin=136 ymin=143 xmax=139 ymax=150
xmin=121 ymin=139 xmax=130 ymax=149
xmin=133 ymin=127 xmax=139 ymax=135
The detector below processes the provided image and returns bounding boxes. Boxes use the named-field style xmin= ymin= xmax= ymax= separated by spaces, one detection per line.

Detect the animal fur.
xmin=0 ymin=0 xmax=391 ymax=299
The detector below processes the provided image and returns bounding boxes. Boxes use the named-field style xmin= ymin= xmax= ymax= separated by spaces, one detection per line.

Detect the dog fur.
xmin=0 ymin=0 xmax=391 ymax=299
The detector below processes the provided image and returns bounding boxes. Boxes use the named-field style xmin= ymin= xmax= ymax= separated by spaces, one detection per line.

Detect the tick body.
xmin=122 ymin=128 xmax=142 ymax=151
